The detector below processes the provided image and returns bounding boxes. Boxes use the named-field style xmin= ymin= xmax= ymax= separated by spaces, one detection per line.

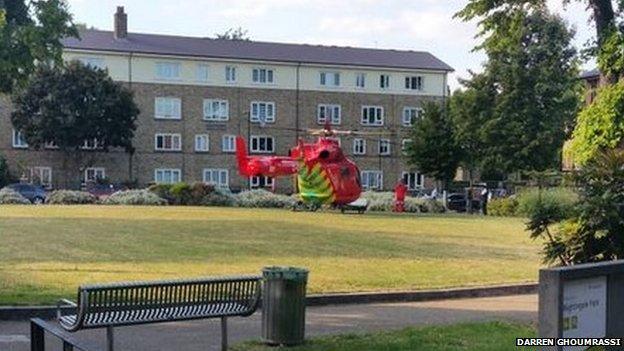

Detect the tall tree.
xmin=404 ymin=101 xmax=460 ymax=189
xmin=11 ymin=61 xmax=139 ymax=186
xmin=0 ymin=0 xmax=77 ymax=93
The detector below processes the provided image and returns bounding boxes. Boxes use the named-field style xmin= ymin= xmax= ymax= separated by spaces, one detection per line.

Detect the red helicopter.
xmin=236 ymin=124 xmax=387 ymax=208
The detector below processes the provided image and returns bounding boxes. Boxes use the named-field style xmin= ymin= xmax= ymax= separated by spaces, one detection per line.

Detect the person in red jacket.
xmin=394 ymin=179 xmax=408 ymax=212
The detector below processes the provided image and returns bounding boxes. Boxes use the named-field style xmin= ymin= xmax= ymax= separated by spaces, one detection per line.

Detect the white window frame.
xmin=44 ymin=141 xmax=58 ymax=149
xmin=402 ymin=107 xmax=424 ymax=127
xmin=378 ymin=139 xmax=391 ymax=156
xmin=320 ymin=71 xmax=340 ymax=87
xmin=250 ymin=135 xmax=275 ymax=154
xmin=155 ymin=62 xmax=181 ymax=80
xmin=84 ymin=167 xmax=106 ymax=184
xmin=195 ymin=134 xmax=209 ymax=152
xmin=405 ymin=76 xmax=424 ymax=90
xmin=250 ymin=175 xmax=274 ymax=189
xmin=203 ymin=99 xmax=229 ymax=121
xmin=380 ymin=74 xmax=390 ymax=89
xmin=222 ymin=135 xmax=236 ymax=153
xmin=252 ymin=68 xmax=274 ymax=84
xmin=361 ymin=170 xmax=383 ymax=190
xmin=196 ymin=64 xmax=209 ymax=82
xmin=353 ymin=138 xmax=366 ymax=155
xmin=203 ymin=168 xmax=229 ymax=188
xmin=30 ymin=167 xmax=52 ymax=189
xmin=155 ymin=97 xmax=182 ymax=120
xmin=402 ymin=171 xmax=425 ymax=190
xmin=225 ymin=65 xmax=237 ymax=83
xmin=250 ymin=101 xmax=276 ymax=123
xmin=81 ymin=138 xmax=101 ymax=150
xmin=317 ymin=104 xmax=341 ymax=125
xmin=155 ymin=133 xmax=182 ymax=152
xmin=12 ymin=129 xmax=28 ymax=148
xmin=355 ymin=73 xmax=366 ymax=88
xmin=361 ymin=106 xmax=384 ymax=126
xmin=154 ymin=168 xmax=182 ymax=184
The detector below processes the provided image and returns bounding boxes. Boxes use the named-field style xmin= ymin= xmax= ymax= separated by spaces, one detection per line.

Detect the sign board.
xmin=562 ymin=276 xmax=607 ymax=350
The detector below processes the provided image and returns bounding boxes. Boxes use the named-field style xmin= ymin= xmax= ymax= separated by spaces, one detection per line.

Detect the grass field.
xmin=0 ymin=205 xmax=542 ymax=305
xmin=232 ymin=321 xmax=536 ymax=351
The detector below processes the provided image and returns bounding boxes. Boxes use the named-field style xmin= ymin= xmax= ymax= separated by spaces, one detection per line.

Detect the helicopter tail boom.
xmin=235 ymin=136 xmax=299 ymax=177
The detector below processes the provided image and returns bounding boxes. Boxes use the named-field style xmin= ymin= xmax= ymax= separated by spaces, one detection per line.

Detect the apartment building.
xmin=0 ymin=7 xmax=453 ymax=193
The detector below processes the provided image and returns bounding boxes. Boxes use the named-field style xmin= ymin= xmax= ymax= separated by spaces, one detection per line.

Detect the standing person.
xmin=481 ymin=187 xmax=489 ymax=215
xmin=394 ymin=179 xmax=407 ymax=212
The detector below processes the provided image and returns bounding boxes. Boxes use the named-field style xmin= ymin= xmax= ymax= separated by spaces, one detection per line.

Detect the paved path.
xmin=0 ymin=294 xmax=537 ymax=351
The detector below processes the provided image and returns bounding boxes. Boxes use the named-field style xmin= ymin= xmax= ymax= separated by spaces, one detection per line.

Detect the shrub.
xmin=46 ymin=190 xmax=97 ymax=204
xmin=0 ymin=187 xmax=30 ymax=204
xmin=488 ymin=197 xmax=519 ymax=217
xmin=515 ymin=187 xmax=577 ymax=218
xmin=0 ymin=156 xmax=15 ymax=188
xmin=362 ymin=191 xmax=445 ymax=213
xmin=235 ymin=189 xmax=297 ymax=208
xmin=202 ymin=188 xmax=236 ymax=207
xmin=148 ymin=183 xmax=175 ymax=203
xmin=103 ymin=190 xmax=167 ymax=205
xmin=148 ymin=182 xmax=220 ymax=205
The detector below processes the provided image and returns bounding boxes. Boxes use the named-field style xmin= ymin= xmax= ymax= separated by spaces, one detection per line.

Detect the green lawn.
xmin=232 ymin=321 xmax=536 ymax=351
xmin=0 ymin=205 xmax=542 ymax=305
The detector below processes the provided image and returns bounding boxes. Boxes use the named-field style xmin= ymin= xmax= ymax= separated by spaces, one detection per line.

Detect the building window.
xmin=361 ymin=106 xmax=384 ymax=126
xmin=81 ymin=138 xmax=101 ymax=150
xmin=405 ymin=76 xmax=424 ymax=90
xmin=30 ymin=167 xmax=52 ymax=188
xmin=403 ymin=171 xmax=424 ymax=190
xmin=77 ymin=57 xmax=105 ymax=69
xmin=154 ymin=169 xmax=182 ymax=184
xmin=320 ymin=72 xmax=340 ymax=86
xmin=252 ymin=68 xmax=274 ymax=84
xmin=12 ymin=130 xmax=28 ymax=148
xmin=44 ymin=141 xmax=58 ymax=149
xmin=155 ymin=97 xmax=182 ymax=120
xmin=378 ymin=139 xmax=391 ymax=155
xmin=317 ymin=104 xmax=341 ymax=125
xmin=225 ymin=66 xmax=237 ymax=82
xmin=402 ymin=107 xmax=424 ymax=126
xmin=195 ymin=134 xmax=209 ymax=152
xmin=250 ymin=101 xmax=275 ymax=123
xmin=250 ymin=176 xmax=273 ymax=189
xmin=84 ymin=167 xmax=105 ymax=184
xmin=222 ymin=135 xmax=236 ymax=152
xmin=155 ymin=133 xmax=182 ymax=151
xmin=196 ymin=64 xmax=209 ymax=81
xmin=361 ymin=170 xmax=383 ymax=190
xmin=353 ymin=138 xmax=366 ymax=155
xmin=402 ymin=139 xmax=412 ymax=154
xmin=203 ymin=99 xmax=228 ymax=121
xmin=250 ymin=136 xmax=275 ymax=153
xmin=203 ymin=169 xmax=229 ymax=188
xmin=155 ymin=62 xmax=181 ymax=80
xmin=380 ymin=74 xmax=390 ymax=89
xmin=356 ymin=73 xmax=366 ymax=88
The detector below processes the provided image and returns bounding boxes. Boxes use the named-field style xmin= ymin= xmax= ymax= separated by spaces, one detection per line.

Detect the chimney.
xmin=114 ymin=6 xmax=127 ymax=39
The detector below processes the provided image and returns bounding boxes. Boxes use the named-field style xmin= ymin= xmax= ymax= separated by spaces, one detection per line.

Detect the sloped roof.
xmin=62 ymin=30 xmax=454 ymax=72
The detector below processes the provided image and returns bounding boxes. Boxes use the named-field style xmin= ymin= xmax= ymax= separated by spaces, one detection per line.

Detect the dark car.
xmin=7 ymin=183 xmax=47 ymax=204
xmin=446 ymin=193 xmax=481 ymax=212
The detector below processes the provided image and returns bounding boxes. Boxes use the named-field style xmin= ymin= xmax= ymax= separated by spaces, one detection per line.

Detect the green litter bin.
xmin=262 ymin=266 xmax=309 ymax=346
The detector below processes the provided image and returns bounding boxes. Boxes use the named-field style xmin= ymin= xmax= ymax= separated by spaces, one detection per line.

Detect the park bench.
xmin=36 ymin=275 xmax=262 ymax=351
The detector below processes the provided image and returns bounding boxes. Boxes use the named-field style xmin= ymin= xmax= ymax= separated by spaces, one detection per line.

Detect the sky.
xmin=65 ymin=0 xmax=596 ymax=90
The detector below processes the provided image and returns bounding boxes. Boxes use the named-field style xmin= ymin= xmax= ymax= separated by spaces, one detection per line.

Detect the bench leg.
xmin=106 ymin=326 xmax=114 ymax=351
xmin=221 ymin=317 xmax=228 ymax=351
xmin=30 ymin=320 xmax=45 ymax=351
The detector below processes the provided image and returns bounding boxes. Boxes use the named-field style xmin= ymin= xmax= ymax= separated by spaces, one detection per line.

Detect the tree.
xmin=11 ymin=61 xmax=139 ymax=186
xmin=453 ymin=8 xmax=580 ymax=177
xmin=404 ymin=101 xmax=460 ymax=189
xmin=215 ymin=27 xmax=250 ymax=41
xmin=0 ymin=0 xmax=77 ymax=94
xmin=0 ymin=154 xmax=14 ymax=188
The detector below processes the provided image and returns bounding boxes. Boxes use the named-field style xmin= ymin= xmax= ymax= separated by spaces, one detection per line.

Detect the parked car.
xmin=446 ymin=193 xmax=481 ymax=212
xmin=6 ymin=183 xmax=47 ymax=204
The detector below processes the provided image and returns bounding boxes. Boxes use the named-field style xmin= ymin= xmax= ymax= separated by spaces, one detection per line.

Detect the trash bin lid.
xmin=263 ymin=266 xmax=309 ymax=281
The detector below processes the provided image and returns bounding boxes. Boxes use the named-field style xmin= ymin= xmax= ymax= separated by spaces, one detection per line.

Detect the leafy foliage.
xmin=46 ymin=190 xmax=97 ymax=204
xmin=215 ymin=27 xmax=249 ymax=41
xmin=0 ymin=187 xmax=30 ymax=204
xmin=361 ymin=191 xmax=445 ymax=213
xmin=0 ymin=155 xmax=15 ymax=188
xmin=571 ymin=81 xmax=624 ymax=164
xmin=103 ymin=190 xmax=167 ymax=206
xmin=488 ymin=197 xmax=519 ymax=217
xmin=405 ymin=102 xmax=460 ymax=187
xmin=0 ymin=0 xmax=77 ymax=93
xmin=235 ymin=189 xmax=296 ymax=208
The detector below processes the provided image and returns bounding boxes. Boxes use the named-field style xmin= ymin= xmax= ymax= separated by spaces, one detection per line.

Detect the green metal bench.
xmin=53 ymin=275 xmax=262 ymax=351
